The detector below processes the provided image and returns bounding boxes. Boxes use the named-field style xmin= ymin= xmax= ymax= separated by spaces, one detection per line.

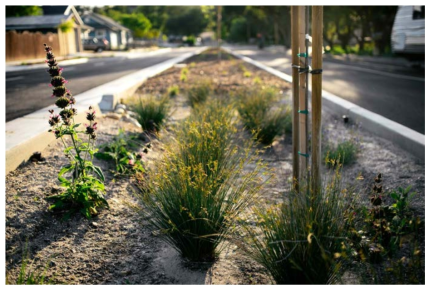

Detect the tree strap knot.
xmin=310 ymin=69 xmax=323 ymax=74
xmin=299 ymin=67 xmax=310 ymax=74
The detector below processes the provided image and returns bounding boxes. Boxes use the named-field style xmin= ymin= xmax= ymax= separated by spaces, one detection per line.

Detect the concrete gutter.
xmin=6 ymin=47 xmax=207 ymax=174
xmin=223 ymin=47 xmax=425 ymax=161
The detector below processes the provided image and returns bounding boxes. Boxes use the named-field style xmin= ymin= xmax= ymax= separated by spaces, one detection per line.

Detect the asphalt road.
xmin=6 ymin=47 xmax=199 ymax=122
xmin=229 ymin=46 xmax=425 ymax=134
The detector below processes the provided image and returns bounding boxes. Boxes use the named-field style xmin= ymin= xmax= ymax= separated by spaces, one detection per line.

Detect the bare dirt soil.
xmin=6 ymin=49 xmax=424 ymax=284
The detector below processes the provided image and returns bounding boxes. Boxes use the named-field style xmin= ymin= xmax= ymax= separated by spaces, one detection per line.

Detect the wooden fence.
xmin=6 ymin=30 xmax=68 ymax=62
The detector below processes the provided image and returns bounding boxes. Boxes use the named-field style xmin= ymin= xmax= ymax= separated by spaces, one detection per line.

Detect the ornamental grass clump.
xmin=187 ymin=80 xmax=214 ymax=107
xmin=244 ymin=167 xmax=355 ymax=284
xmin=236 ymin=87 xmax=292 ymax=145
xmin=167 ymin=85 xmax=180 ymax=97
xmin=130 ymin=94 xmax=170 ymax=133
xmin=324 ymin=138 xmax=360 ymax=167
xmin=43 ymin=44 xmax=106 ymax=219
xmin=133 ymin=101 xmax=267 ymax=262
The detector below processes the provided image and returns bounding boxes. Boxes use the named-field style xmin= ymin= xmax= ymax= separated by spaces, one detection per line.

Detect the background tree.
xmin=6 ymin=6 xmax=42 ymax=17
xmin=165 ymin=6 xmax=207 ymax=36
xmin=75 ymin=5 xmax=398 ymax=55
xmin=135 ymin=6 xmax=169 ymax=36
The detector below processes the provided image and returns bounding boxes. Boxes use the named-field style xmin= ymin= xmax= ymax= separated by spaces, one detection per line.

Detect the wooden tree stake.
xmin=291 ymin=6 xmax=300 ymax=191
xmin=217 ymin=6 xmax=222 ymax=61
xmin=311 ymin=6 xmax=323 ymax=192
xmin=298 ymin=6 xmax=308 ymax=178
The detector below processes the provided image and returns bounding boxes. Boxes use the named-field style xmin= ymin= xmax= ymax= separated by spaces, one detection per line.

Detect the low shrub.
xmin=187 ymin=80 xmax=214 ymax=107
xmin=133 ymin=101 xmax=267 ymax=262
xmin=324 ymin=138 xmax=360 ymax=167
xmin=236 ymin=87 xmax=291 ymax=145
xmin=356 ymin=174 xmax=422 ymax=260
xmin=244 ymin=167 xmax=355 ymax=284
xmin=180 ymin=67 xmax=189 ymax=82
xmin=167 ymin=85 xmax=180 ymax=97
xmin=95 ymin=129 xmax=149 ymax=176
xmin=243 ymin=71 xmax=252 ymax=78
xmin=348 ymin=175 xmax=424 ymax=283
xmin=130 ymin=95 xmax=170 ymax=133
xmin=42 ymin=44 xmax=107 ymax=219
xmin=253 ymin=76 xmax=262 ymax=85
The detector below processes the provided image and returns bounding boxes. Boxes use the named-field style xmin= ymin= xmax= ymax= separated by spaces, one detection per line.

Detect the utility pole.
xmin=311 ymin=6 xmax=323 ymax=193
xmin=291 ymin=6 xmax=300 ymax=191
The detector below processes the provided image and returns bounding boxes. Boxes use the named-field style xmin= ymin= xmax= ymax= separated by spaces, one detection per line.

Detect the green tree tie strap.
xmin=298 ymin=151 xmax=309 ymax=157
xmin=298 ymin=110 xmax=308 ymax=114
xmin=297 ymin=53 xmax=308 ymax=58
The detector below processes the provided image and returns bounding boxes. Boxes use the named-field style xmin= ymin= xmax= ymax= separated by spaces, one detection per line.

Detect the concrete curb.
xmin=6 ymin=58 xmax=90 ymax=73
xmin=223 ymin=47 xmax=425 ymax=161
xmin=6 ymin=47 xmax=208 ymax=174
xmin=125 ymin=48 xmax=172 ymax=59
xmin=6 ymin=48 xmax=174 ymax=73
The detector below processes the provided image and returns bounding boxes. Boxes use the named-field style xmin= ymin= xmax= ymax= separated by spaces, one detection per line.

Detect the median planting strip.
xmin=6 ymin=47 xmax=207 ymax=174
xmin=6 ymin=47 xmax=424 ymax=284
xmin=223 ymin=46 xmax=425 ymax=161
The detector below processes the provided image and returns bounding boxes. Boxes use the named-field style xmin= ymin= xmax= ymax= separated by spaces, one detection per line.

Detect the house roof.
xmin=6 ymin=14 xmax=70 ymax=30
xmin=42 ymin=5 xmax=70 ymax=15
xmin=6 ymin=5 xmax=93 ymax=31
xmin=82 ymin=13 xmax=130 ymax=32
xmin=6 ymin=14 xmax=93 ymax=31
xmin=42 ymin=5 xmax=85 ymax=26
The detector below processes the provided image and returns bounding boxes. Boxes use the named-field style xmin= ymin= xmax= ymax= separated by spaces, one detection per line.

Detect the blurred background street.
xmin=228 ymin=45 xmax=425 ymax=134
xmin=6 ymin=5 xmax=425 ymax=133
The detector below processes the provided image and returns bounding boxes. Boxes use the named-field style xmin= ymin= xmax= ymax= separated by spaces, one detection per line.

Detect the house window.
xmin=95 ymin=29 xmax=106 ymax=38
xmin=413 ymin=6 xmax=425 ymax=20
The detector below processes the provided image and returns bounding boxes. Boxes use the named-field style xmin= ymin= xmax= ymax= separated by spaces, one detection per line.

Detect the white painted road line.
xmin=6 ymin=76 xmax=24 ymax=82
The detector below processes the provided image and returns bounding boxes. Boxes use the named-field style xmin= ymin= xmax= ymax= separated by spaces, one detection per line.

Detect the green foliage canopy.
xmin=6 ymin=6 xmax=42 ymax=17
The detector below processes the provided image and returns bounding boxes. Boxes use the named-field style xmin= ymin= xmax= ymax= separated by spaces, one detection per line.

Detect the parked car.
xmin=82 ymin=38 xmax=109 ymax=52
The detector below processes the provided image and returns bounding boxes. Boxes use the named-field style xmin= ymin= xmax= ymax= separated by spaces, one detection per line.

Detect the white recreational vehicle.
xmin=391 ymin=6 xmax=425 ymax=58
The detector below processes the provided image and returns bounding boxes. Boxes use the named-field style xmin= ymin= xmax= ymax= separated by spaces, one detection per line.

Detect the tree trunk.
xmin=274 ymin=16 xmax=279 ymax=44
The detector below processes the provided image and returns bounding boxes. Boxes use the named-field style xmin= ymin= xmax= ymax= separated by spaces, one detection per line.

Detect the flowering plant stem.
xmin=43 ymin=44 xmax=107 ymax=219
